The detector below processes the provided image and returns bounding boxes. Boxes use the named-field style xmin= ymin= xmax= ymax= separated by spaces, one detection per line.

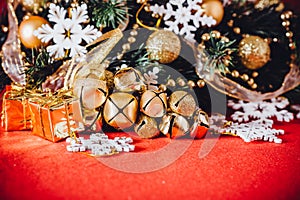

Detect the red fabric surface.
xmin=0 ymin=120 xmax=299 ymax=199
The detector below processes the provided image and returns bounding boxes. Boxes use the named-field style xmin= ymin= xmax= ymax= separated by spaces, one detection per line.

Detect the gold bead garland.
xmin=117 ymin=24 xmax=140 ymax=60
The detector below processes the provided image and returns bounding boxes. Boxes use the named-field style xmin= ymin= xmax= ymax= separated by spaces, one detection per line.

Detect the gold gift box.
xmin=1 ymin=86 xmax=32 ymax=131
xmin=29 ymin=92 xmax=83 ymax=142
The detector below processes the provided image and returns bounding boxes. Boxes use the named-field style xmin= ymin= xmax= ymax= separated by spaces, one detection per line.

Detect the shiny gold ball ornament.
xmin=19 ymin=16 xmax=49 ymax=49
xmin=140 ymin=90 xmax=167 ymax=118
xmin=114 ymin=67 xmax=145 ymax=92
xmin=146 ymin=30 xmax=181 ymax=64
xmin=159 ymin=113 xmax=190 ymax=139
xmin=169 ymin=91 xmax=197 ymax=117
xmin=134 ymin=114 xmax=160 ymax=139
xmin=202 ymin=0 xmax=224 ymax=26
xmin=238 ymin=35 xmax=271 ymax=70
xmin=103 ymin=93 xmax=138 ymax=130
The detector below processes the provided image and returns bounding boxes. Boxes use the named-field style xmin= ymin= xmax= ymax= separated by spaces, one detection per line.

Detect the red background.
xmin=0 ymin=120 xmax=299 ymax=199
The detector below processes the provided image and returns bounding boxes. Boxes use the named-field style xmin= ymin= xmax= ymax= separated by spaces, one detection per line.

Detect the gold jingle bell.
xmin=169 ymin=91 xmax=197 ymax=117
xmin=159 ymin=113 xmax=190 ymax=139
xmin=73 ymin=73 xmax=108 ymax=110
xmin=146 ymin=30 xmax=181 ymax=64
xmin=190 ymin=110 xmax=210 ymax=139
xmin=103 ymin=92 xmax=138 ymax=130
xmin=140 ymin=90 xmax=167 ymax=118
xmin=134 ymin=114 xmax=160 ymax=139
xmin=114 ymin=67 xmax=146 ymax=92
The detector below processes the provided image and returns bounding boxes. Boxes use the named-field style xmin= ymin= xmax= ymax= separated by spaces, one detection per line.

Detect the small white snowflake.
xmin=150 ymin=0 xmax=216 ymax=42
xmin=209 ymin=113 xmax=227 ymax=132
xmin=66 ymin=133 xmax=135 ymax=156
xmin=143 ymin=66 xmax=160 ymax=90
xmin=34 ymin=3 xmax=102 ymax=58
xmin=228 ymin=97 xmax=294 ymax=123
xmin=291 ymin=104 xmax=300 ymax=119
xmin=220 ymin=119 xmax=284 ymax=143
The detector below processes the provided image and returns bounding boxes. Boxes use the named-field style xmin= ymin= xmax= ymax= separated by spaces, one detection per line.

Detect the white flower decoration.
xmin=34 ymin=3 xmax=102 ymax=58
xmin=150 ymin=0 xmax=217 ymax=42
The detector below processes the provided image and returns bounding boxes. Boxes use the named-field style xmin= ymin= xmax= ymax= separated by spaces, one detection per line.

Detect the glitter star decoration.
xmin=34 ymin=3 xmax=102 ymax=59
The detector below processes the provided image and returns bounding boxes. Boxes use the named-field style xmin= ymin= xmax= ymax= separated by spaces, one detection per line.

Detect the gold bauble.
xmin=103 ymin=93 xmax=138 ymax=130
xmin=114 ymin=67 xmax=145 ymax=92
xmin=202 ymin=0 xmax=224 ymax=26
xmin=19 ymin=16 xmax=49 ymax=49
xmin=140 ymin=90 xmax=167 ymax=118
xmin=159 ymin=113 xmax=190 ymax=139
xmin=169 ymin=91 xmax=197 ymax=117
xmin=134 ymin=114 xmax=160 ymax=139
xmin=146 ymin=30 xmax=181 ymax=64
xmin=238 ymin=35 xmax=271 ymax=70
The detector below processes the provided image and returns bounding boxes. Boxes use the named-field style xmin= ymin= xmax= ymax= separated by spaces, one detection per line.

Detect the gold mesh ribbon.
xmin=64 ymin=28 xmax=124 ymax=89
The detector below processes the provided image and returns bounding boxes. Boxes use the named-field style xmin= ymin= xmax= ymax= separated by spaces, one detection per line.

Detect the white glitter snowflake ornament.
xmin=66 ymin=133 xmax=135 ymax=156
xmin=220 ymin=119 xmax=284 ymax=143
xmin=228 ymin=97 xmax=294 ymax=123
xmin=220 ymin=97 xmax=295 ymax=143
xmin=150 ymin=0 xmax=216 ymax=42
xmin=34 ymin=3 xmax=102 ymax=59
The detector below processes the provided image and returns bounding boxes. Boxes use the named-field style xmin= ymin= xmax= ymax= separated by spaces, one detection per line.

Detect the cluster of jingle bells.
xmin=75 ymin=66 xmax=210 ymax=139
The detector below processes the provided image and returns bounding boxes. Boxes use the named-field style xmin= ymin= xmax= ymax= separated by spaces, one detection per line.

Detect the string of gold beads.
xmin=231 ymin=70 xmax=258 ymax=89
xmin=117 ymin=24 xmax=139 ymax=60
xmin=165 ymin=78 xmax=206 ymax=89
xmin=280 ymin=10 xmax=297 ymax=63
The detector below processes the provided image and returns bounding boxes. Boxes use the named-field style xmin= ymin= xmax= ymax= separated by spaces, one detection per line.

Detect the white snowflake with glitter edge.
xmin=34 ymin=3 xmax=102 ymax=59
xmin=66 ymin=133 xmax=135 ymax=156
xmin=219 ymin=97 xmax=294 ymax=143
xmin=150 ymin=0 xmax=216 ymax=42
